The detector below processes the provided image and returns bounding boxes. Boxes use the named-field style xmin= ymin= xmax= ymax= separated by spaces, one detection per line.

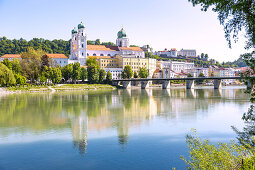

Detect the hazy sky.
xmin=0 ymin=0 xmax=250 ymax=62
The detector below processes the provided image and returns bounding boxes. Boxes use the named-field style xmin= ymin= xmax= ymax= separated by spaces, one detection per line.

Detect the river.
xmin=0 ymin=87 xmax=250 ymax=169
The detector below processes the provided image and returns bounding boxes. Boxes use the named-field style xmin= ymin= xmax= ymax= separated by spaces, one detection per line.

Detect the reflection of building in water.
xmin=71 ymin=111 xmax=88 ymax=155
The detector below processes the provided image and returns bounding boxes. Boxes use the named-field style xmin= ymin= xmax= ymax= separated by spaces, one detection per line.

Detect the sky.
xmin=0 ymin=0 xmax=250 ymax=62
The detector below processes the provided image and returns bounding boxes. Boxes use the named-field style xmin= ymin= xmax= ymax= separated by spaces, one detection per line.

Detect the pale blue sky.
xmin=0 ymin=0 xmax=249 ymax=62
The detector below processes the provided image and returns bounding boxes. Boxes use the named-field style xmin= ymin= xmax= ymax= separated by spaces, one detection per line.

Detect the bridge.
xmin=112 ymin=76 xmax=251 ymax=89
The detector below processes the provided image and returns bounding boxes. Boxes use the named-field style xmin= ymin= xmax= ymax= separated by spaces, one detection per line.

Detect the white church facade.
xmin=69 ymin=22 xmax=145 ymax=66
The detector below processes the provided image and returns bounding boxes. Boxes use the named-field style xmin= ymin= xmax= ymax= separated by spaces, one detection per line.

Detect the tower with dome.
xmin=69 ymin=22 xmax=145 ymax=66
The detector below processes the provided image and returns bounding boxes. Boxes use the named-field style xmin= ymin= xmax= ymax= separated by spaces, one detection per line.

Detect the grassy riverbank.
xmin=5 ymin=84 xmax=115 ymax=93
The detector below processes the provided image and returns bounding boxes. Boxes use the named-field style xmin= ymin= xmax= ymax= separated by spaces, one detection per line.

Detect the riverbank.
xmin=0 ymin=84 xmax=116 ymax=95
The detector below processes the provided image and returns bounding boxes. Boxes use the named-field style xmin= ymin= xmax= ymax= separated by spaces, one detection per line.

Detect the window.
xmin=107 ymin=54 xmax=111 ymax=56
xmin=60 ymin=61 xmax=61 ymax=63
xmin=100 ymin=54 xmax=104 ymax=56
xmin=93 ymin=53 xmax=96 ymax=56
xmin=82 ymin=53 xmax=84 ymax=56
xmin=87 ymin=53 xmax=89 ymax=56
xmin=82 ymin=44 xmax=84 ymax=48
xmin=82 ymin=33 xmax=83 ymax=36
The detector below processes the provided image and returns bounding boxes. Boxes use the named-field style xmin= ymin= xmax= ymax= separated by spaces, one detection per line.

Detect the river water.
xmin=0 ymin=87 xmax=250 ymax=169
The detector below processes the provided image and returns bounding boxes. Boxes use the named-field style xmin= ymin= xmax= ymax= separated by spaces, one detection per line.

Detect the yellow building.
xmin=87 ymin=55 xmax=156 ymax=78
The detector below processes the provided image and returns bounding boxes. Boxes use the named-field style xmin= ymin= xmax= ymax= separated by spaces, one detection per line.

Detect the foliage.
xmin=14 ymin=73 xmax=27 ymax=85
xmin=181 ymin=130 xmax=255 ymax=169
xmin=133 ymin=72 xmax=138 ymax=78
xmin=99 ymin=69 xmax=106 ymax=83
xmin=49 ymin=67 xmax=62 ymax=84
xmin=187 ymin=73 xmax=193 ymax=77
xmin=80 ymin=67 xmax=87 ymax=82
xmin=188 ymin=0 xmax=255 ymax=49
xmin=138 ymin=67 xmax=149 ymax=78
xmin=196 ymin=72 xmax=205 ymax=84
xmin=106 ymin=71 xmax=112 ymax=84
xmin=87 ymin=64 xmax=99 ymax=84
xmin=72 ymin=62 xmax=81 ymax=83
xmin=20 ymin=47 xmax=45 ymax=82
xmin=122 ymin=65 xmax=133 ymax=79
xmin=86 ymin=58 xmax=98 ymax=66
xmin=0 ymin=63 xmax=16 ymax=86
xmin=0 ymin=37 xmax=70 ymax=57
xmin=62 ymin=64 xmax=73 ymax=82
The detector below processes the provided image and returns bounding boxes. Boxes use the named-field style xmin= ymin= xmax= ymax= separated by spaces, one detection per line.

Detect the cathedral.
xmin=69 ymin=22 xmax=145 ymax=65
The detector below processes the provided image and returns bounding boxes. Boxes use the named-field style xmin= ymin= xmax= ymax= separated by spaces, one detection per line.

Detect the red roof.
xmin=87 ymin=45 xmax=120 ymax=51
xmin=1 ymin=54 xmax=21 ymax=58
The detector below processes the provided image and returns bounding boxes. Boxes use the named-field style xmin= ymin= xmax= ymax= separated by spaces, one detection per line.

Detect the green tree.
xmin=14 ymin=73 xmax=27 ymax=85
xmin=95 ymin=39 xmax=100 ymax=45
xmin=138 ymin=67 xmax=149 ymax=78
xmin=106 ymin=71 xmax=112 ymax=84
xmin=122 ymin=65 xmax=133 ymax=79
xmin=61 ymin=64 xmax=73 ymax=82
xmin=80 ymin=67 xmax=87 ymax=82
xmin=196 ymin=72 xmax=205 ymax=84
xmin=133 ymin=71 xmax=138 ymax=78
xmin=86 ymin=58 xmax=98 ymax=66
xmin=181 ymin=130 xmax=255 ymax=169
xmin=72 ymin=62 xmax=81 ymax=83
xmin=99 ymin=69 xmax=106 ymax=83
xmin=87 ymin=64 xmax=99 ymax=84
xmin=50 ymin=67 xmax=62 ymax=84
xmin=0 ymin=63 xmax=16 ymax=86
xmin=20 ymin=47 xmax=45 ymax=83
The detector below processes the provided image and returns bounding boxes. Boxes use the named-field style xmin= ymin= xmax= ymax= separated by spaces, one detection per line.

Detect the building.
xmin=177 ymin=49 xmax=196 ymax=57
xmin=170 ymin=61 xmax=195 ymax=73
xmin=219 ymin=68 xmax=235 ymax=85
xmin=104 ymin=68 xmax=123 ymax=80
xmin=0 ymin=54 xmax=22 ymax=61
xmin=0 ymin=54 xmax=69 ymax=67
xmin=69 ymin=22 xmax=145 ymax=66
xmin=153 ymin=69 xmax=163 ymax=78
xmin=154 ymin=48 xmax=177 ymax=58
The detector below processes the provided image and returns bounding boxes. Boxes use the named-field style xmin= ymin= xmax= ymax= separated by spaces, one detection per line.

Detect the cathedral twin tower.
xmin=70 ymin=22 xmax=130 ymax=66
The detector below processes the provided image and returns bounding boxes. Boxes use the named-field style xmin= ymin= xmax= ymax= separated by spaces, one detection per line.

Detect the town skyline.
xmin=0 ymin=0 xmax=251 ymax=62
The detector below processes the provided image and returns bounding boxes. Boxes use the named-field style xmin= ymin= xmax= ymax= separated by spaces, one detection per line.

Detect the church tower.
xmin=70 ymin=22 xmax=87 ymax=66
xmin=116 ymin=28 xmax=129 ymax=47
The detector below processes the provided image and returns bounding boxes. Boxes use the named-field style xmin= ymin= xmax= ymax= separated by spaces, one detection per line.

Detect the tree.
xmin=133 ymin=72 xmax=138 ymax=78
xmin=187 ymin=73 xmax=193 ymax=77
xmin=20 ymin=47 xmax=45 ymax=83
xmin=95 ymin=39 xmax=100 ymax=45
xmin=50 ymin=67 xmax=62 ymax=84
xmin=0 ymin=63 xmax=16 ymax=86
xmin=61 ymin=64 xmax=73 ymax=82
xmin=200 ymin=53 xmax=204 ymax=59
xmin=188 ymin=0 xmax=255 ymax=49
xmin=122 ymin=65 xmax=133 ymax=79
xmin=87 ymin=64 xmax=99 ymax=84
xmin=72 ymin=62 xmax=81 ymax=83
xmin=14 ymin=73 xmax=27 ymax=85
xmin=106 ymin=71 xmax=112 ymax=84
xmin=196 ymin=72 xmax=205 ymax=84
xmin=86 ymin=58 xmax=98 ymax=66
xmin=99 ymin=69 xmax=106 ymax=83
xmin=80 ymin=67 xmax=87 ymax=82
xmin=205 ymin=54 xmax=208 ymax=60
xmin=181 ymin=130 xmax=255 ymax=169
xmin=138 ymin=67 xmax=149 ymax=78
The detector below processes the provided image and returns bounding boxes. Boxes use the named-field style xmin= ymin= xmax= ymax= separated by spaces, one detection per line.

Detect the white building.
xmin=154 ymin=48 xmax=177 ymax=57
xmin=104 ymin=68 xmax=123 ymax=80
xmin=170 ymin=61 xmax=195 ymax=73
xmin=69 ymin=22 xmax=145 ymax=66
xmin=177 ymin=49 xmax=196 ymax=57
xmin=219 ymin=68 xmax=235 ymax=85
xmin=0 ymin=54 xmax=69 ymax=67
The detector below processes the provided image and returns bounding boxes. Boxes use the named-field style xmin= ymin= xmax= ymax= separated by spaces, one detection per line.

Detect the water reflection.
xmin=0 ymin=88 xmax=249 ymax=155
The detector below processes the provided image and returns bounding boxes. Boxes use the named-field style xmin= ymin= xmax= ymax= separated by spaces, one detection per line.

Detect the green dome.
xmin=72 ymin=27 xmax=78 ymax=34
xmin=78 ymin=22 xmax=85 ymax=29
xmin=117 ymin=28 xmax=127 ymax=38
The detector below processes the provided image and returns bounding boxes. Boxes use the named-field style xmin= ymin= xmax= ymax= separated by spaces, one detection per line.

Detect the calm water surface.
xmin=0 ymin=87 xmax=250 ymax=169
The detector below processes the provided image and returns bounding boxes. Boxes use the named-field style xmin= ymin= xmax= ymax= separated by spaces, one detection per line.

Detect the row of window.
xmin=123 ymin=62 xmax=147 ymax=65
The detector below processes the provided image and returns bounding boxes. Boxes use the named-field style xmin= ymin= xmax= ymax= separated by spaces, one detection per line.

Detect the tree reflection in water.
xmin=0 ymin=88 xmax=249 ymax=155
